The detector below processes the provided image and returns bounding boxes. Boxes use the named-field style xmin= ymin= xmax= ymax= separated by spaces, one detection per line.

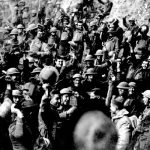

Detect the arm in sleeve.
xmin=116 ymin=117 xmax=132 ymax=150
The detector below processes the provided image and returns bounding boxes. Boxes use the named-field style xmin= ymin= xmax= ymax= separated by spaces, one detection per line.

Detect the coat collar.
xmin=112 ymin=109 xmax=129 ymax=120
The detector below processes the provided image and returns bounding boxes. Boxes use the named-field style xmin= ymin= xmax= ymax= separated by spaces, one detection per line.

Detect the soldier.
xmin=82 ymin=68 xmax=98 ymax=93
xmin=10 ymin=28 xmax=19 ymax=46
xmin=110 ymin=82 xmax=130 ymax=109
xmin=88 ymin=21 xmax=101 ymax=55
xmin=132 ymin=90 xmax=150 ymax=150
xmin=71 ymin=21 xmax=90 ymax=62
xmin=134 ymin=25 xmax=150 ymax=57
xmin=6 ymin=67 xmax=21 ymax=90
xmin=98 ymin=0 xmax=113 ymax=18
xmin=22 ymin=5 xmax=30 ymax=27
xmin=30 ymin=30 xmax=49 ymax=56
xmin=82 ymin=55 xmax=95 ymax=77
xmin=94 ymin=49 xmax=104 ymax=65
xmin=23 ymin=67 xmax=43 ymax=105
xmin=111 ymin=98 xmax=133 ymax=150
xmin=103 ymin=25 xmax=119 ymax=59
xmin=17 ymin=24 xmax=25 ymax=47
xmin=30 ymin=10 xmax=38 ymax=25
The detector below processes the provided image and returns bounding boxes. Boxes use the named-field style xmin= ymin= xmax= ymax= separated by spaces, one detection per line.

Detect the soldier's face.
xmin=37 ymin=31 xmax=43 ymax=39
xmin=118 ymin=88 xmax=126 ymax=96
xmin=11 ymin=34 xmax=17 ymax=39
xmin=142 ymin=61 xmax=148 ymax=69
xmin=77 ymin=23 xmax=83 ymax=30
xmin=97 ymin=55 xmax=102 ymax=60
xmin=55 ymin=59 xmax=63 ymax=68
xmin=73 ymin=78 xmax=81 ymax=87
xmin=128 ymin=87 xmax=135 ymax=95
xmin=87 ymin=75 xmax=94 ymax=82
xmin=18 ymin=29 xmax=23 ymax=34
xmin=86 ymin=60 xmax=93 ymax=67
xmin=13 ymin=96 xmax=21 ymax=104
xmin=50 ymin=94 xmax=60 ymax=108
xmin=61 ymin=94 xmax=70 ymax=106
xmin=34 ymin=74 xmax=40 ymax=81
xmin=11 ymin=74 xmax=19 ymax=82
xmin=135 ymin=54 xmax=142 ymax=60
xmin=29 ymin=62 xmax=34 ymax=69
xmin=143 ymin=96 xmax=149 ymax=105
xmin=63 ymin=20 xmax=69 ymax=27
xmin=110 ymin=103 xmax=117 ymax=117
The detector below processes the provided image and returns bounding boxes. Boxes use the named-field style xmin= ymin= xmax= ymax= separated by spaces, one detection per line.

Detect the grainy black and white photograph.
xmin=0 ymin=0 xmax=150 ymax=150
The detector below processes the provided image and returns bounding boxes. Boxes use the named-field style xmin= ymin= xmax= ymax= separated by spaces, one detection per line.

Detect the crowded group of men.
xmin=0 ymin=0 xmax=150 ymax=150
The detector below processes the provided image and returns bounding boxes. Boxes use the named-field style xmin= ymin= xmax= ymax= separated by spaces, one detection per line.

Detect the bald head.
xmin=74 ymin=111 xmax=118 ymax=150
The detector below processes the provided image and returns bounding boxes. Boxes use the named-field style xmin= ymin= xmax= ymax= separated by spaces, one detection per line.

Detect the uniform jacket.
xmin=112 ymin=109 xmax=132 ymax=150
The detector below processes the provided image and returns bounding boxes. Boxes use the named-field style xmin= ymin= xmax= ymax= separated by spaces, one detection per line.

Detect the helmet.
xmin=128 ymin=17 xmax=135 ymax=22
xmin=86 ymin=68 xmax=97 ymax=75
xmin=108 ymin=18 xmax=119 ymax=25
xmin=56 ymin=1 xmax=61 ymax=5
xmin=39 ymin=66 xmax=59 ymax=86
xmin=17 ymin=24 xmax=24 ymax=29
xmin=140 ymin=24 xmax=149 ymax=35
xmin=10 ymin=28 xmax=18 ymax=35
xmin=31 ymin=10 xmax=37 ymax=14
xmin=142 ymin=90 xmax=150 ymax=99
xmin=47 ymin=1 xmax=52 ymax=4
xmin=26 ymin=24 xmax=37 ymax=31
xmin=117 ymin=81 xmax=129 ymax=89
xmin=27 ymin=57 xmax=34 ymax=63
xmin=66 ymin=24 xmax=71 ymax=28
xmin=73 ymin=73 xmax=82 ymax=79
xmin=74 ymin=111 xmax=117 ymax=150
xmin=60 ymin=88 xmax=72 ymax=95
xmin=18 ymin=0 xmax=26 ymax=6
xmin=89 ymin=21 xmax=97 ymax=27
xmin=31 ymin=67 xmax=42 ymax=74
xmin=95 ymin=50 xmax=103 ymax=56
xmin=85 ymin=55 xmax=94 ymax=61
xmin=7 ymin=68 xmax=20 ymax=75
xmin=108 ymin=27 xmax=116 ymax=33
xmin=12 ymin=90 xmax=22 ymax=97
xmin=50 ymin=27 xmax=57 ymax=33
xmin=129 ymin=82 xmax=136 ymax=87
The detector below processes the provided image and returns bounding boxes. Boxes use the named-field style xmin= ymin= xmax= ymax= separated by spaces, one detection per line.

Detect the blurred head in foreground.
xmin=73 ymin=111 xmax=118 ymax=150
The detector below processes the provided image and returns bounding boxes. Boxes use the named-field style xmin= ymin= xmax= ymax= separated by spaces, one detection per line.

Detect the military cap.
xmin=117 ymin=82 xmax=129 ymax=89
xmin=108 ymin=27 xmax=116 ymax=33
xmin=31 ymin=10 xmax=37 ymax=14
xmin=68 ymin=41 xmax=77 ymax=46
xmin=31 ymin=67 xmax=42 ymax=74
xmin=129 ymin=82 xmax=136 ymax=87
xmin=60 ymin=88 xmax=72 ymax=95
xmin=85 ymin=55 xmax=95 ymax=61
xmin=89 ymin=20 xmax=97 ymax=27
xmin=12 ymin=90 xmax=22 ymax=97
xmin=17 ymin=24 xmax=24 ymax=29
xmin=73 ymin=73 xmax=82 ymax=79
xmin=7 ymin=68 xmax=20 ymax=75
xmin=142 ymin=90 xmax=150 ymax=99
xmin=26 ymin=24 xmax=37 ymax=31
xmin=95 ymin=49 xmax=104 ymax=56
xmin=10 ymin=28 xmax=18 ymax=35
xmin=86 ymin=68 xmax=97 ymax=75
xmin=50 ymin=27 xmax=57 ymax=33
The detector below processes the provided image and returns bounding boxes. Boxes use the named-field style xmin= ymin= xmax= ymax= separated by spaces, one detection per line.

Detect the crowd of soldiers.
xmin=1 ymin=0 xmax=150 ymax=150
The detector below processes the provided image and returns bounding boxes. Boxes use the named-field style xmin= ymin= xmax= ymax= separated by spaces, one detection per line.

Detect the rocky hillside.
xmin=1 ymin=0 xmax=150 ymax=27
xmin=110 ymin=0 xmax=150 ymax=25
xmin=61 ymin=0 xmax=150 ymax=26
